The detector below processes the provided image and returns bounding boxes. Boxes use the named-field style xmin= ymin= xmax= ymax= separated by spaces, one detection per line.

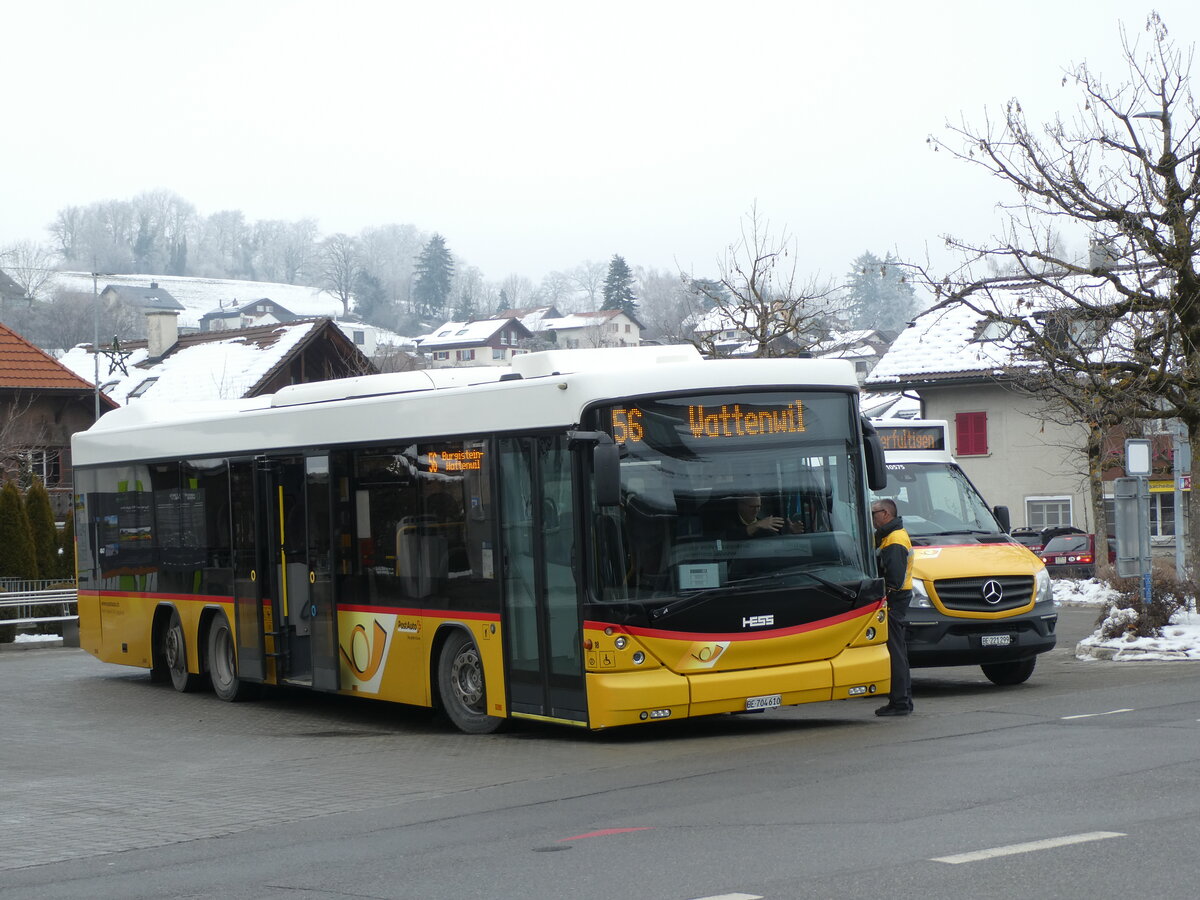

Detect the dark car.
xmin=1010 ymin=527 xmax=1045 ymax=553
xmin=1039 ymin=532 xmax=1105 ymax=578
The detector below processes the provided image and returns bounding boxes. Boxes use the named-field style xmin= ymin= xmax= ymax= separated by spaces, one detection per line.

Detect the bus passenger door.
xmin=498 ymin=436 xmax=587 ymax=724
xmin=231 ymin=459 xmax=266 ymax=683
xmin=249 ymin=455 xmax=340 ymax=691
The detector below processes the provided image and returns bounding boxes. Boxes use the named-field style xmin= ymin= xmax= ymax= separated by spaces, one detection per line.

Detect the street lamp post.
xmin=91 ymin=271 xmax=101 ymax=421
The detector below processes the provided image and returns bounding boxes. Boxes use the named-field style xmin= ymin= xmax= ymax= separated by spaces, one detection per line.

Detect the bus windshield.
xmin=593 ymin=391 xmax=872 ymax=603
xmin=874 ymin=461 xmax=1003 ymax=538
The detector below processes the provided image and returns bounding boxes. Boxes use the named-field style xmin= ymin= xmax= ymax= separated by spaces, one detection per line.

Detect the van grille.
xmin=932 ymin=575 xmax=1034 ymax=612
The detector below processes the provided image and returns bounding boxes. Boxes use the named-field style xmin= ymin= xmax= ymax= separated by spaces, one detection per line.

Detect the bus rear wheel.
xmin=164 ymin=609 xmax=202 ymax=693
xmin=981 ymin=657 xmax=1036 ymax=686
xmin=437 ymin=631 xmax=505 ymax=734
xmin=207 ymin=612 xmax=248 ymax=702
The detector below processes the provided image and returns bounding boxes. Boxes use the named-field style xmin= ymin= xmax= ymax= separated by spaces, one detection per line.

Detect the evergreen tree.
xmin=24 ymin=479 xmax=57 ymax=581
xmin=843 ymin=251 xmax=918 ymax=335
xmin=59 ymin=511 xmax=76 ymax=580
xmin=601 ymin=254 xmax=638 ymax=318
xmin=353 ymin=270 xmax=390 ymax=325
xmin=412 ymin=233 xmax=455 ymax=320
xmin=0 ymin=481 xmax=37 ymax=581
xmin=495 ymin=288 xmax=511 ymax=316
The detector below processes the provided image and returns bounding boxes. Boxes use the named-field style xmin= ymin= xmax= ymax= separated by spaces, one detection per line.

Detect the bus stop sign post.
xmin=1118 ymin=438 xmax=1154 ymax=603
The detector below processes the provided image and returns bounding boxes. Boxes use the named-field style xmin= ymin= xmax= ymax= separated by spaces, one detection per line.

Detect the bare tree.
xmin=0 ymin=241 xmax=56 ymax=301
xmin=318 ymin=233 xmax=361 ymax=317
xmin=634 ymin=266 xmax=694 ymax=343
xmin=570 ymin=260 xmax=606 ymax=311
xmin=685 ymin=204 xmax=835 ymax=358
xmin=925 ymin=13 xmax=1200 ymax=571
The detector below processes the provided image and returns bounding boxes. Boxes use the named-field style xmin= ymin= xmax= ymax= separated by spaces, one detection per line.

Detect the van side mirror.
xmin=861 ymin=418 xmax=888 ymax=491
xmin=993 ymin=505 xmax=1011 ymax=533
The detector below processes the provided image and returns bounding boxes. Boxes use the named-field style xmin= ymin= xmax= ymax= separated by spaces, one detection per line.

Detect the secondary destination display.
xmin=610 ymin=399 xmax=806 ymax=444
xmin=876 ymin=424 xmax=946 ymax=451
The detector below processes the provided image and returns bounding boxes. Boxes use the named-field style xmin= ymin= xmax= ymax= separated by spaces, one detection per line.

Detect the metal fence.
xmin=0 ymin=579 xmax=79 ymax=629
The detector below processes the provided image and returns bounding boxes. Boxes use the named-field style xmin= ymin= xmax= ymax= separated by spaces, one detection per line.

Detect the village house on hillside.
xmin=0 ymin=322 xmax=118 ymax=518
xmin=198 ymin=297 xmax=298 ymax=332
xmin=48 ymin=272 xmax=343 ymax=330
xmin=865 ymin=275 xmax=1181 ymax=547
xmin=417 ymin=318 xmax=534 ymax=368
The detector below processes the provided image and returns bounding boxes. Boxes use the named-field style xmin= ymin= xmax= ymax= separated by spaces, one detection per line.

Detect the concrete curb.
xmin=0 ymin=638 xmax=65 ymax=652
xmin=1075 ymin=641 xmax=1197 ymax=661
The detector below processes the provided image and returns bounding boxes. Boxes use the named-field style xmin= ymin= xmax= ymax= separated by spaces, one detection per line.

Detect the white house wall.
xmin=920 ymin=383 xmax=1094 ymax=532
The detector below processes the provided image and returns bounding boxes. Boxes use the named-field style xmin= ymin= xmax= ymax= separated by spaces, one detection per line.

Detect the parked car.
xmin=1039 ymin=532 xmax=1114 ymax=579
xmin=1010 ymin=527 xmax=1045 ymax=553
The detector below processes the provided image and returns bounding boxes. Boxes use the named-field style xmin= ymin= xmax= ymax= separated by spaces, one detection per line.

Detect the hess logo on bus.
xmin=743 ymin=614 xmax=774 ymax=629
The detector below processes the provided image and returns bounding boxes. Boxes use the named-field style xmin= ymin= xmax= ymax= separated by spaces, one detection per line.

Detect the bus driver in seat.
xmin=729 ymin=493 xmax=805 ymax=539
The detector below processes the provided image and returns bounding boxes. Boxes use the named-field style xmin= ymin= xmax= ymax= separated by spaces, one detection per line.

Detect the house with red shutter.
xmin=1 ymin=322 xmax=118 ymax=518
xmin=864 ymin=274 xmax=1182 ymax=546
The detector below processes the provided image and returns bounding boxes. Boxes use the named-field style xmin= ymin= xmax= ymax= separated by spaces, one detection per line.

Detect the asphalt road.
xmin=3 ymin=605 xmax=1200 ymax=899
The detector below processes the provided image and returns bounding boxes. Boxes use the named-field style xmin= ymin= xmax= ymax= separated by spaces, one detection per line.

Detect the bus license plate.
xmin=981 ymin=634 xmax=1012 ymax=647
xmin=746 ymin=694 xmax=782 ymax=710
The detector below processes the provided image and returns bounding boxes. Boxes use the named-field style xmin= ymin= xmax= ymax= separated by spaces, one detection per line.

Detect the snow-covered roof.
xmin=865 ymin=269 xmax=1174 ymax=388
xmin=542 ymin=309 xmax=634 ymax=331
xmin=49 ymin=272 xmax=343 ymax=330
xmin=417 ymin=318 xmax=521 ymax=347
xmin=58 ymin=319 xmax=335 ymax=405
xmin=489 ymin=306 xmax=562 ymax=330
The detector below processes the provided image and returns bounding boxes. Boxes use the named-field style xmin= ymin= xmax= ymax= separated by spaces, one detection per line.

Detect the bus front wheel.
xmin=437 ymin=631 xmax=505 ymax=734
xmin=981 ymin=657 xmax=1036 ymax=686
xmin=164 ymin=609 xmax=203 ymax=693
xmin=207 ymin=612 xmax=248 ymax=702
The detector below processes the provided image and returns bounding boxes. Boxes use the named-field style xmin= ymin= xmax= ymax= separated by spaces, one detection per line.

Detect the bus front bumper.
xmin=584 ymin=643 xmax=890 ymax=729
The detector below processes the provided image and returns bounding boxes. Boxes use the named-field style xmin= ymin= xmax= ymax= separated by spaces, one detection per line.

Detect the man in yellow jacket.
xmin=872 ymin=498 xmax=914 ymax=716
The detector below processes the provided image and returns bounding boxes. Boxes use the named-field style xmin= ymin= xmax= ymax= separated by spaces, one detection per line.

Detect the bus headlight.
xmin=910 ymin=579 xmax=933 ymax=608
xmin=1034 ymin=567 xmax=1053 ymax=605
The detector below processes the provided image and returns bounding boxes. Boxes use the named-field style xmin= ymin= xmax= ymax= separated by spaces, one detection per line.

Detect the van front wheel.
xmin=981 ymin=657 xmax=1036 ymax=686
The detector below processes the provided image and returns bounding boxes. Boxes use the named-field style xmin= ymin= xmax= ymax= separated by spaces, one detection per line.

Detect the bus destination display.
xmin=610 ymin=399 xmax=806 ymax=444
xmin=876 ymin=424 xmax=946 ymax=452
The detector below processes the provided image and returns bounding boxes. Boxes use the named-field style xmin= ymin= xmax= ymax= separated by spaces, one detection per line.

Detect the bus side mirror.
xmin=993 ymin=505 xmax=1011 ymax=533
xmin=568 ymin=429 xmax=621 ymax=507
xmin=594 ymin=439 xmax=620 ymax=507
xmin=861 ymin=419 xmax=888 ymax=491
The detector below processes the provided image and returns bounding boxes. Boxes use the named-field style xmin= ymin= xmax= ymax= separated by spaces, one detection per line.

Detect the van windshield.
xmin=872 ymin=461 xmax=1003 ymax=537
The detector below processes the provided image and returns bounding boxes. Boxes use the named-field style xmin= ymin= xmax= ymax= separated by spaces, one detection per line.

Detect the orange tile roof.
xmin=0 ymin=322 xmax=98 ymax=392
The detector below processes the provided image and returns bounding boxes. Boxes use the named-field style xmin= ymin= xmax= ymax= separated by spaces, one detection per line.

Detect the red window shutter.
xmin=956 ymin=412 xmax=988 ymax=455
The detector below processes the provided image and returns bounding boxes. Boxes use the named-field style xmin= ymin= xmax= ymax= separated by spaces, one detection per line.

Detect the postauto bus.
xmin=72 ymin=345 xmax=893 ymax=732
xmin=871 ymin=420 xmax=1056 ymax=684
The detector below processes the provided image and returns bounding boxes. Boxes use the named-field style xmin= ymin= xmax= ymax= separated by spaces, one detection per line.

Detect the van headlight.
xmin=910 ymin=579 xmax=933 ymax=608
xmin=1034 ymin=567 xmax=1053 ymax=605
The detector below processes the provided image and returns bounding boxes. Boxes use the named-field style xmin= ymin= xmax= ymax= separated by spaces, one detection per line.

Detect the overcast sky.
xmin=4 ymin=1 xmax=1199 ymax=288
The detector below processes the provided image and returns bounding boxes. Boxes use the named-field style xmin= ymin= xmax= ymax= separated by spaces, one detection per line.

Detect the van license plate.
xmin=981 ymin=634 xmax=1012 ymax=647
xmin=746 ymin=694 xmax=782 ymax=710
xmin=1055 ymin=556 xmax=1067 ymax=564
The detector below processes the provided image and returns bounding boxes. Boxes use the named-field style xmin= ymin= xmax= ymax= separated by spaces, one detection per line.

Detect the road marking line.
xmin=1061 ymin=708 xmax=1133 ymax=720
xmin=932 ymin=831 xmax=1125 ymax=864
xmin=687 ymin=894 xmax=763 ymax=900
xmin=558 ymin=826 xmax=653 ymax=842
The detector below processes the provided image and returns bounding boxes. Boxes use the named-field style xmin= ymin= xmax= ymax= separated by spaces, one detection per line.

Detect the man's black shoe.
xmin=875 ymin=704 xmax=912 ymax=717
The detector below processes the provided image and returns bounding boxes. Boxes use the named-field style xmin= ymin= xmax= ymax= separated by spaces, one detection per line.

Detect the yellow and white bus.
xmin=872 ymin=420 xmax=1056 ymax=685
xmin=72 ymin=345 xmax=893 ymax=732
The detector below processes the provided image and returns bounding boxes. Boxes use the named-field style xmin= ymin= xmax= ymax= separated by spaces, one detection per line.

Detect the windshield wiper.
xmin=648 ymin=568 xmax=863 ymax=622
xmin=649 ymin=574 xmax=787 ymax=621
xmin=919 ymin=528 xmax=995 ymax=537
